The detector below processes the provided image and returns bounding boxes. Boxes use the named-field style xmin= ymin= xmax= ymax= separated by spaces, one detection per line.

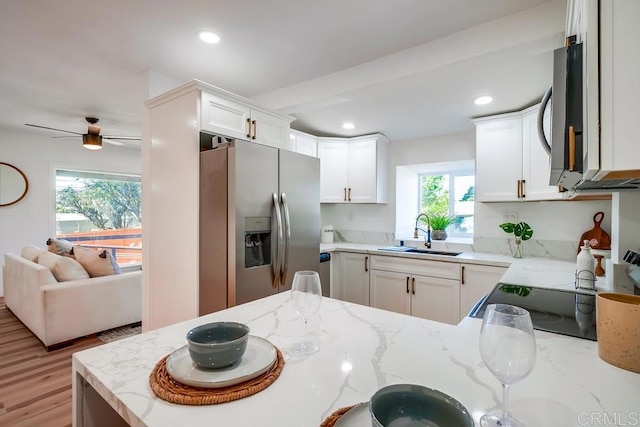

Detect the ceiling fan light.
xmin=83 ymin=134 xmax=102 ymax=150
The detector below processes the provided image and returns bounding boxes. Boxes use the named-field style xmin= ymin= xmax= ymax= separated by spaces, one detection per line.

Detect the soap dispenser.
xmin=576 ymin=240 xmax=596 ymax=290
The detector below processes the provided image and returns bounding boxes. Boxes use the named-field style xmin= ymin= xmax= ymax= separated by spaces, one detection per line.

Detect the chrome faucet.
xmin=414 ymin=213 xmax=431 ymax=248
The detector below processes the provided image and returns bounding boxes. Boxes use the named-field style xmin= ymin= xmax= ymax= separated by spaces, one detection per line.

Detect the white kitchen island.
xmin=73 ymin=292 xmax=639 ymax=427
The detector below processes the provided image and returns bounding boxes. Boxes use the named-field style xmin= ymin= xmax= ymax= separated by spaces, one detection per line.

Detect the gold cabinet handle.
xmin=364 ymin=256 xmax=368 ymax=272
xmin=568 ymin=125 xmax=576 ymax=171
xmin=343 ymin=188 xmax=347 ymax=201
xmin=348 ymin=187 xmax=352 ymax=202
xmin=516 ymin=179 xmax=526 ymax=199
xmin=411 ymin=277 xmax=415 ymax=295
xmin=461 ymin=265 xmax=465 ymax=285
xmin=246 ymin=118 xmax=251 ymax=138
xmin=516 ymin=180 xmax=521 ymax=198
xmin=251 ymin=120 xmax=257 ymax=140
xmin=406 ymin=277 xmax=409 ymax=294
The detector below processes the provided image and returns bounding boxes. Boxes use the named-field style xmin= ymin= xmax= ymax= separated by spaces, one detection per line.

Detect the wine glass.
xmin=289 ymin=271 xmax=323 ymax=356
xmin=479 ymin=304 xmax=536 ymax=427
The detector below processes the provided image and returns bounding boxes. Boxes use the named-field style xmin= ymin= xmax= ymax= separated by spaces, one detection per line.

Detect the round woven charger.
xmin=149 ymin=346 xmax=284 ymax=405
xmin=320 ymin=403 xmax=362 ymax=427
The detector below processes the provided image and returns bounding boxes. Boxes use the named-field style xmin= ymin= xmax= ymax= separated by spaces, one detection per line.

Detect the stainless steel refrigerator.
xmin=199 ymin=135 xmax=320 ymax=315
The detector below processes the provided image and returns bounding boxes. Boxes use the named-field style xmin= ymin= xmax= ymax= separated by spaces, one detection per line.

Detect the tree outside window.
xmin=55 ymin=169 xmax=141 ymax=264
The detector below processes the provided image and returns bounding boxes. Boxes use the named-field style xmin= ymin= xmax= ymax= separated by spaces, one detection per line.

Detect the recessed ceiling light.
xmin=474 ymin=96 xmax=493 ymax=105
xmin=198 ymin=31 xmax=220 ymax=44
xmin=342 ymin=122 xmax=355 ymax=130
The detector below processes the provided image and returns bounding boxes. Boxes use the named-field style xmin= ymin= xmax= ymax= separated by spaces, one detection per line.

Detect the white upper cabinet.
xmin=201 ymin=92 xmax=251 ymax=139
xmin=317 ymin=134 xmax=389 ymax=204
xmin=317 ymin=140 xmax=349 ymax=202
xmin=598 ymin=0 xmax=640 ymax=176
xmin=474 ymin=104 xmax=563 ymax=202
xmin=475 ymin=113 xmax=523 ymax=202
xmin=289 ymin=130 xmax=317 ymax=157
xmin=200 ymin=91 xmax=291 ymax=150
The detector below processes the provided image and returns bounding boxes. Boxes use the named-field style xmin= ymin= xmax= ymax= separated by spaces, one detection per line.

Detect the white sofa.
xmin=2 ymin=250 xmax=142 ymax=349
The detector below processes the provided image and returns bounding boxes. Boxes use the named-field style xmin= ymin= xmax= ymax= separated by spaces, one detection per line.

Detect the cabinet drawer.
xmin=370 ymin=255 xmax=460 ymax=280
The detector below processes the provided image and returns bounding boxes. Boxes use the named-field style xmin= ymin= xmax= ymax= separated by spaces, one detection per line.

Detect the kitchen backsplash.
xmin=472 ymin=237 xmax=579 ymax=261
xmin=333 ymin=230 xmax=396 ymax=246
xmin=331 ymin=229 xmax=581 ymax=261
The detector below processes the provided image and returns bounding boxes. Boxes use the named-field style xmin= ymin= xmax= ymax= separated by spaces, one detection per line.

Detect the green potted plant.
xmin=428 ymin=213 xmax=457 ymax=240
xmin=499 ymin=222 xmax=534 ymax=258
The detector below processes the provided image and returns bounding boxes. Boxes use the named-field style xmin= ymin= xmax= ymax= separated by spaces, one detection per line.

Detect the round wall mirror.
xmin=0 ymin=162 xmax=29 ymax=207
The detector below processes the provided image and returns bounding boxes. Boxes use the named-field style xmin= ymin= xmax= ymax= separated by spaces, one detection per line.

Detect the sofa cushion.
xmin=46 ymin=238 xmax=73 ymax=256
xmin=71 ymin=245 xmax=121 ymax=277
xmin=21 ymin=245 xmax=46 ymax=263
xmin=37 ymin=251 xmax=89 ymax=282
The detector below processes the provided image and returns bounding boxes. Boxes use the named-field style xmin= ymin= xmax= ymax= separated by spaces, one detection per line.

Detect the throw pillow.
xmin=46 ymin=237 xmax=73 ymax=256
xmin=37 ymin=251 xmax=90 ymax=282
xmin=21 ymin=245 xmax=45 ymax=263
xmin=71 ymin=245 xmax=121 ymax=278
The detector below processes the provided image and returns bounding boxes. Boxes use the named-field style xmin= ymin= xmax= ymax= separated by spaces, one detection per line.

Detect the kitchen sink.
xmin=404 ymin=248 xmax=462 ymax=256
xmin=378 ymin=247 xmax=462 ymax=256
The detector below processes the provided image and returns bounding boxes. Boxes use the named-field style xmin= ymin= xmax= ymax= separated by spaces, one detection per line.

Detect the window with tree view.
xmin=419 ymin=173 xmax=474 ymax=237
xmin=55 ymin=169 xmax=142 ymax=265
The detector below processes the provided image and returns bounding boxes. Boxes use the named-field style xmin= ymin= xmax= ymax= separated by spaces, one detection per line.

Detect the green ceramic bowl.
xmin=186 ymin=321 xmax=250 ymax=369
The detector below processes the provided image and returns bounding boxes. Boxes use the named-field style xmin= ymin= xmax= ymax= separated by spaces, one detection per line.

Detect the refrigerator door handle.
xmin=280 ymin=192 xmax=291 ymax=287
xmin=272 ymin=192 xmax=283 ymax=289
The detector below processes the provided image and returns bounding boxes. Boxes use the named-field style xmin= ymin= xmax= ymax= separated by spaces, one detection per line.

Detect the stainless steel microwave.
xmin=538 ymin=41 xmax=584 ymax=190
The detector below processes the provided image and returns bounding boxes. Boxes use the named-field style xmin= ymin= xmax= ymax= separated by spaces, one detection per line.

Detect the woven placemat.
xmin=149 ymin=346 xmax=284 ymax=405
xmin=320 ymin=403 xmax=361 ymax=427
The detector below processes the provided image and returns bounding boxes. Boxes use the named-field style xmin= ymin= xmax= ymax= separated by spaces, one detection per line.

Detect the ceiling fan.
xmin=25 ymin=117 xmax=141 ymax=150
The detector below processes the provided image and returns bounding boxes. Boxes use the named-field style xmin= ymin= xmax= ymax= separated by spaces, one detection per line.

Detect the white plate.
xmin=166 ymin=335 xmax=277 ymax=388
xmin=335 ymin=402 xmax=369 ymax=427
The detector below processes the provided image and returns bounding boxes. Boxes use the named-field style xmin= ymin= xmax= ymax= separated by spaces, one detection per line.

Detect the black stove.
xmin=469 ymin=283 xmax=597 ymax=341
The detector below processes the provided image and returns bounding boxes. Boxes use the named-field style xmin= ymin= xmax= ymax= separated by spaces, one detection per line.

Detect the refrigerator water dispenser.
xmin=244 ymin=217 xmax=271 ymax=268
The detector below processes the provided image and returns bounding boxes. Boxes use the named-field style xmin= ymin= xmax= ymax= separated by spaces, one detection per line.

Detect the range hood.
xmin=575 ymin=176 xmax=640 ymax=191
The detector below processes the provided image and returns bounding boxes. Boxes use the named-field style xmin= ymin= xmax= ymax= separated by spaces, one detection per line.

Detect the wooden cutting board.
xmin=578 ymin=211 xmax=611 ymax=253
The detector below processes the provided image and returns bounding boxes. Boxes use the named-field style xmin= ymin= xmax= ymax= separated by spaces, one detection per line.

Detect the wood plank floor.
xmin=0 ymin=297 xmax=104 ymax=427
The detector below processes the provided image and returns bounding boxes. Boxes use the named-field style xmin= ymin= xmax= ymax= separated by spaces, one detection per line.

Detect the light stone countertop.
xmin=72 ymin=292 xmax=640 ymax=427
xmin=320 ymin=243 xmax=609 ymax=293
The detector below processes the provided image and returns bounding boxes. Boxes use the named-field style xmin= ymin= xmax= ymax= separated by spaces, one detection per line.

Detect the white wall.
xmin=321 ymin=131 xmax=614 ymax=250
xmin=474 ymin=200 xmax=611 ymax=242
xmin=0 ymin=129 xmax=140 ymax=296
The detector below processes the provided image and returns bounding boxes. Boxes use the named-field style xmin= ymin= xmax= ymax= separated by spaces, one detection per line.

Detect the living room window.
xmin=55 ymin=169 xmax=141 ymax=265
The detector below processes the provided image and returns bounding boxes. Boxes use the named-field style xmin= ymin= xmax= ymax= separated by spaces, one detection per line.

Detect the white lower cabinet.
xmin=369 ymin=270 xmax=411 ymax=315
xmin=459 ymin=264 xmax=507 ymax=321
xmin=335 ymin=252 xmax=370 ymax=306
xmin=334 ymin=253 xmax=508 ymax=325
xmin=369 ymin=256 xmax=461 ymax=325
xmin=369 ymin=270 xmax=460 ymax=325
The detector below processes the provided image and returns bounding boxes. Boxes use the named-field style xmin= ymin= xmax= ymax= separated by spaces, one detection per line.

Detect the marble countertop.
xmin=73 ymin=292 xmax=640 ymax=427
xmin=320 ymin=243 xmax=609 ymax=293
